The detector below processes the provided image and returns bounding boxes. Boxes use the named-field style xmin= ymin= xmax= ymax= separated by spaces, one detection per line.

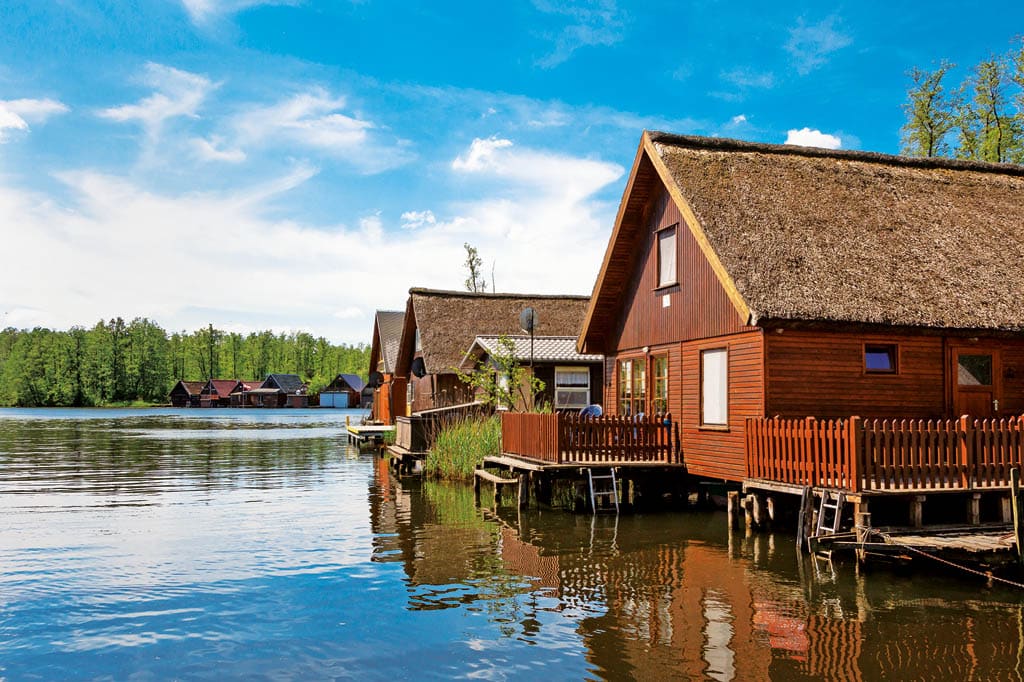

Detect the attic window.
xmin=864 ymin=344 xmax=898 ymax=374
xmin=657 ymin=225 xmax=678 ymax=288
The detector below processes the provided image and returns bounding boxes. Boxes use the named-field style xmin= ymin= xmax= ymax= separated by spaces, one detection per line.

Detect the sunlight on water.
xmin=2 ymin=407 xmax=1024 ymax=680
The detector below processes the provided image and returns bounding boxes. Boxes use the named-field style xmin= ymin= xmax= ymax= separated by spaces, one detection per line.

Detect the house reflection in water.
xmin=368 ymin=460 xmax=1024 ymax=680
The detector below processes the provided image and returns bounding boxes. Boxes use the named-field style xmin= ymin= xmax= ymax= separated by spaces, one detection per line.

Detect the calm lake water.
xmin=2 ymin=408 xmax=1024 ymax=680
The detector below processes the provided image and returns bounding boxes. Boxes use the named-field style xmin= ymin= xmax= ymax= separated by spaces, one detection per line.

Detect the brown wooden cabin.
xmin=576 ymin=131 xmax=1024 ymax=485
xmin=368 ymin=310 xmax=407 ymax=424
xmin=169 ymin=380 xmax=204 ymax=407
xmin=459 ymin=335 xmax=603 ymax=412
xmin=394 ymin=288 xmax=590 ymax=415
xmin=199 ymin=379 xmax=245 ymax=407
xmin=319 ymin=373 xmax=366 ymax=408
xmin=232 ymin=373 xmax=309 ymax=408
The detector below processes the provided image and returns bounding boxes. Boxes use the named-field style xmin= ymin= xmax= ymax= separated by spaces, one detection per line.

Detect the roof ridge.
xmin=409 ymin=287 xmax=589 ymax=300
xmin=648 ymin=130 xmax=1024 ymax=177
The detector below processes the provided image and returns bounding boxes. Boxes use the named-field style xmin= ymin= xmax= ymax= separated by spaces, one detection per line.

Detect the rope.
xmin=855 ymin=526 xmax=1024 ymax=590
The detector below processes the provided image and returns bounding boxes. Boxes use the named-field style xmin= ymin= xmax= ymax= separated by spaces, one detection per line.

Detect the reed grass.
xmin=425 ymin=414 xmax=501 ymax=481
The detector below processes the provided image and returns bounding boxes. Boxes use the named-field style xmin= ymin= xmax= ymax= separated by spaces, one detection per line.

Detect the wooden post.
xmin=752 ymin=493 xmax=768 ymax=528
xmin=1012 ymin=468 xmax=1024 ymax=562
xmin=847 ymin=416 xmax=862 ymax=492
xmin=767 ymin=495 xmax=777 ymax=523
xmin=1002 ymin=494 xmax=1013 ymax=524
xmin=968 ymin=492 xmax=981 ymax=526
xmin=727 ymin=491 xmax=741 ymax=530
xmin=743 ymin=494 xmax=754 ymax=528
xmin=474 ymin=469 xmax=481 ymax=506
xmin=518 ymin=475 xmax=528 ymax=510
xmin=855 ymin=511 xmax=872 ymax=563
xmin=910 ymin=494 xmax=926 ymax=528
xmin=795 ymin=487 xmax=813 ymax=554
xmin=959 ymin=415 xmax=972 ymax=489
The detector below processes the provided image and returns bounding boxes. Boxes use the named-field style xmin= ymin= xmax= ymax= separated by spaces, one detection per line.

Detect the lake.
xmin=1 ymin=408 xmax=1022 ymax=680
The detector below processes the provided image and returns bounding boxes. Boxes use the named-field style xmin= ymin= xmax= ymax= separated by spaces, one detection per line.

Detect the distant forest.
xmin=0 ymin=318 xmax=370 ymax=407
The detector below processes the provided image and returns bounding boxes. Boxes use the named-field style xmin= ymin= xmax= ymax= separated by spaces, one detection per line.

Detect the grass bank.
xmin=425 ymin=414 xmax=501 ymax=481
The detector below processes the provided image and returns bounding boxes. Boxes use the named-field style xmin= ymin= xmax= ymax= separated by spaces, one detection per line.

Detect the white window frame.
xmin=554 ymin=366 xmax=591 ymax=410
xmin=701 ymin=348 xmax=728 ymax=427
xmin=657 ymin=225 xmax=678 ymax=288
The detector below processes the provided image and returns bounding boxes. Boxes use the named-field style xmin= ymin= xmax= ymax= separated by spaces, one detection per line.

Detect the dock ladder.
xmin=815 ymin=490 xmax=846 ymax=537
xmin=587 ymin=468 xmax=619 ymax=514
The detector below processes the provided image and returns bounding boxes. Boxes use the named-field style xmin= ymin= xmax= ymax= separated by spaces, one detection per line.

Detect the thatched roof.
xmin=369 ymin=310 xmax=404 ymax=375
xmin=396 ymin=289 xmax=590 ymax=376
xmin=581 ymin=131 xmax=1024 ymax=349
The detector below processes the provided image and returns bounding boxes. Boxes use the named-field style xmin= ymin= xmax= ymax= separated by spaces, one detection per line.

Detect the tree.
xmin=455 ymin=335 xmax=545 ymax=411
xmin=901 ymin=62 xmax=956 ymax=157
xmin=965 ymin=56 xmax=1020 ymax=162
xmin=463 ymin=242 xmax=487 ymax=293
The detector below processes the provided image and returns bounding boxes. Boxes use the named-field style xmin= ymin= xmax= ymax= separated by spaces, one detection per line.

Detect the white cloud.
xmin=785 ymin=16 xmax=852 ymax=75
xmin=0 ymin=138 xmax=624 ymax=343
xmin=0 ymin=98 xmax=69 ymax=141
xmin=721 ymin=68 xmax=775 ymax=89
xmin=533 ymin=0 xmax=626 ymax=68
xmin=451 ymin=137 xmax=514 ymax=172
xmin=181 ymin=0 xmax=297 ymax=25
xmin=400 ymin=210 xmax=436 ymax=229
xmin=99 ymin=63 xmax=216 ymax=143
xmin=233 ymin=89 xmax=413 ymax=173
xmin=191 ymin=135 xmax=246 ymax=163
xmin=731 ymin=115 xmax=747 ymax=125
xmin=785 ymin=127 xmax=842 ymax=149
xmin=451 ymin=136 xmax=623 ymax=203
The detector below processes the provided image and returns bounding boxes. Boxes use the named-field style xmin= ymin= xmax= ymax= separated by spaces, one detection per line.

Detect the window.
xmin=657 ymin=226 xmax=678 ymax=288
xmin=958 ymin=354 xmax=993 ymax=386
xmin=555 ymin=367 xmax=591 ymax=409
xmin=618 ymin=358 xmax=646 ymax=416
xmin=701 ymin=348 xmax=728 ymax=426
xmin=652 ymin=356 xmax=669 ymax=414
xmin=864 ymin=344 xmax=897 ymax=374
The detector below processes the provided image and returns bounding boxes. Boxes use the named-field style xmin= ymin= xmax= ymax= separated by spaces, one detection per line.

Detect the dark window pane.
xmin=958 ymin=354 xmax=992 ymax=386
xmin=865 ymin=345 xmax=895 ymax=372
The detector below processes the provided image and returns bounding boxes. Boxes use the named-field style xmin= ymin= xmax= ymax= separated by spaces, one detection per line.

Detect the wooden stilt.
xmin=1011 ymin=468 xmax=1023 ymax=563
xmin=795 ymin=487 xmax=813 ymax=553
xmin=752 ymin=493 xmax=767 ymax=528
xmin=727 ymin=491 xmax=741 ymax=530
xmin=969 ymin=492 xmax=981 ymax=526
xmin=1003 ymin=494 xmax=1013 ymax=524
xmin=743 ymin=495 xmax=754 ymax=528
xmin=910 ymin=495 xmax=926 ymax=528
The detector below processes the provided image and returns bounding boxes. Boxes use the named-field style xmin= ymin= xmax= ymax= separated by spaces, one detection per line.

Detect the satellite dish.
xmin=411 ymin=357 xmax=427 ymax=378
xmin=519 ymin=307 xmax=539 ymax=334
xmin=368 ymin=371 xmax=384 ymax=388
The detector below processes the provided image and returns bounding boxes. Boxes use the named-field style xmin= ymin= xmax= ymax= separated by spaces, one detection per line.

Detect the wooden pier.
xmin=346 ymin=423 xmax=394 ymax=446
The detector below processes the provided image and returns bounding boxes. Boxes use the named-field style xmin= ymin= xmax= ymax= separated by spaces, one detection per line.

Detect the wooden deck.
xmin=746 ymin=415 xmax=1024 ymax=494
xmin=346 ymin=423 xmax=394 ymax=445
xmin=501 ymin=412 xmax=682 ymax=467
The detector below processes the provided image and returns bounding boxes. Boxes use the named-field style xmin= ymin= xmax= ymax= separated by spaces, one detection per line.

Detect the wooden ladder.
xmin=815 ymin=490 xmax=846 ymax=537
xmin=587 ymin=468 xmax=619 ymax=514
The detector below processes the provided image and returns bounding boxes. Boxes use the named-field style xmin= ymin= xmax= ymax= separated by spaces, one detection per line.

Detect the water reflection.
xmin=375 ymin=460 xmax=1024 ymax=681
xmin=3 ymin=408 xmax=1024 ymax=680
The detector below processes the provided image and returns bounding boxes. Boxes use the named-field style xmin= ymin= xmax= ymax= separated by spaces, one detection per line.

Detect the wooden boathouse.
xmin=368 ymin=310 xmax=406 ymax=424
xmin=497 ymin=131 xmax=1024 ymax=533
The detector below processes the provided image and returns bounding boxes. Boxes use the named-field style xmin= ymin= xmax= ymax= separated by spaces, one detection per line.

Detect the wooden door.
xmin=951 ymin=347 xmax=1001 ymax=417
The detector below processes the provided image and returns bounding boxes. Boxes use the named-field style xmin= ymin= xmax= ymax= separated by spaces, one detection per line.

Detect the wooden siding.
xmin=679 ymin=331 xmax=764 ymax=482
xmin=766 ymin=330 xmax=945 ymax=419
xmin=765 ymin=330 xmax=1024 ymax=419
xmin=612 ymin=186 xmax=749 ymax=352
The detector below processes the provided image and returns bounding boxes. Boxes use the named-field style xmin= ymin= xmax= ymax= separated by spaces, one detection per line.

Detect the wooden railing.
xmin=396 ymin=401 xmax=489 ymax=451
xmin=501 ymin=412 xmax=679 ymax=465
xmin=746 ymin=415 xmax=1024 ymax=492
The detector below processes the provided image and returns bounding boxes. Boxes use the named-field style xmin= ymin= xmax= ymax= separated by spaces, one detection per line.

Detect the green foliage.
xmin=0 ymin=319 xmax=370 ymax=407
xmin=902 ymin=42 xmax=1024 ymax=162
xmin=454 ymin=335 xmax=545 ymax=411
xmin=901 ymin=62 xmax=956 ymax=157
xmin=425 ymin=415 xmax=502 ymax=481
xmin=463 ymin=242 xmax=487 ymax=293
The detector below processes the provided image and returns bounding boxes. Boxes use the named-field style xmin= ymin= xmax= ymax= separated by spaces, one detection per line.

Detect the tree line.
xmin=902 ymin=40 xmax=1024 ymax=161
xmin=0 ymin=318 xmax=370 ymax=407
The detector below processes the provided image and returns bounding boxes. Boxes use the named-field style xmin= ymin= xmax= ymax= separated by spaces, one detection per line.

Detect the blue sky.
xmin=2 ymin=1 xmax=1023 ymax=343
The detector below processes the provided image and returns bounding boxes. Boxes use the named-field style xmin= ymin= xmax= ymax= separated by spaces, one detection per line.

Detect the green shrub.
xmin=425 ymin=414 xmax=501 ymax=481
